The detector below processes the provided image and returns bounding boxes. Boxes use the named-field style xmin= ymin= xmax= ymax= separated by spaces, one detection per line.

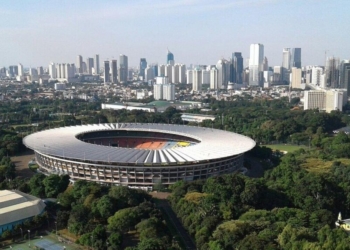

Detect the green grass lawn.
xmin=262 ymin=144 xmax=307 ymax=153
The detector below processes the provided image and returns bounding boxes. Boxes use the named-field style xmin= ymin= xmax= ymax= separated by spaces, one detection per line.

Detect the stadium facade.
xmin=23 ymin=123 xmax=255 ymax=189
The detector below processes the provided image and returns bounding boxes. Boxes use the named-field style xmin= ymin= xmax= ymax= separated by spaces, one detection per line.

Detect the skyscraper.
xmin=262 ymin=57 xmax=269 ymax=71
xmin=291 ymin=48 xmax=301 ymax=68
xmin=167 ymin=49 xmax=174 ymax=65
xmin=104 ymin=61 xmax=110 ymax=83
xmin=110 ymin=60 xmax=118 ymax=83
xmin=94 ymin=54 xmax=100 ymax=75
xmin=86 ymin=58 xmax=94 ymax=75
xmin=216 ymin=59 xmax=230 ymax=89
xmin=139 ymin=58 xmax=147 ymax=79
xmin=118 ymin=54 xmax=128 ymax=82
xmin=249 ymin=44 xmax=264 ymax=86
xmin=18 ymin=63 xmax=23 ymax=77
xmin=282 ymin=48 xmax=291 ymax=84
xmin=76 ymin=55 xmax=83 ymax=73
xmin=325 ymin=57 xmax=340 ymax=88
xmin=231 ymin=52 xmax=243 ymax=84
xmin=339 ymin=60 xmax=350 ymax=92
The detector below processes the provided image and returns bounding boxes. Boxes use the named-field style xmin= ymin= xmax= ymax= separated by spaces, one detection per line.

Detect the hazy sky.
xmin=1 ymin=0 xmax=349 ymax=68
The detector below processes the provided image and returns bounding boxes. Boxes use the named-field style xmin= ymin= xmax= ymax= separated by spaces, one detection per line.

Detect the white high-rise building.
xmin=179 ymin=64 xmax=186 ymax=84
xmin=186 ymin=70 xmax=193 ymax=84
xmin=249 ymin=44 xmax=264 ymax=86
xmin=60 ymin=64 xmax=66 ymax=79
xmin=172 ymin=64 xmax=180 ymax=83
xmin=291 ymin=67 xmax=302 ymax=89
xmin=49 ymin=63 xmax=56 ymax=79
xmin=202 ymin=69 xmax=210 ymax=85
xmin=153 ymin=84 xmax=163 ymax=100
xmin=163 ymin=84 xmax=175 ymax=101
xmin=153 ymin=76 xmax=174 ymax=100
xmin=311 ymin=67 xmax=324 ymax=86
xmin=65 ymin=64 xmax=75 ymax=80
xmin=210 ymin=67 xmax=218 ymax=89
xmin=56 ymin=64 xmax=61 ymax=79
xmin=18 ymin=63 xmax=23 ymax=77
xmin=192 ymin=68 xmax=202 ymax=91
xmin=156 ymin=76 xmax=169 ymax=85
xmin=158 ymin=65 xmax=166 ymax=77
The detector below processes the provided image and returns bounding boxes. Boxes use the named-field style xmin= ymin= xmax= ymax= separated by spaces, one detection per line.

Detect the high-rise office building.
xmin=249 ymin=44 xmax=264 ymax=86
xmin=186 ymin=70 xmax=193 ymax=84
xmin=104 ymin=61 xmax=110 ymax=83
xmin=145 ymin=66 xmax=154 ymax=82
xmin=139 ymin=58 xmax=147 ymax=79
xmin=216 ymin=59 xmax=230 ymax=88
xmin=76 ymin=55 xmax=83 ymax=73
xmin=86 ymin=58 xmax=94 ymax=75
xmin=167 ymin=49 xmax=174 ymax=65
xmin=18 ymin=63 xmax=23 ymax=77
xmin=282 ymin=48 xmax=291 ymax=84
xmin=262 ymin=57 xmax=269 ymax=71
xmin=94 ymin=54 xmax=100 ymax=75
xmin=325 ymin=57 xmax=340 ymax=88
xmin=110 ymin=60 xmax=118 ymax=83
xmin=231 ymin=52 xmax=243 ymax=84
xmin=152 ymin=64 xmax=158 ymax=77
xmin=37 ymin=66 xmax=44 ymax=75
xmin=291 ymin=48 xmax=301 ymax=68
xmin=339 ymin=60 xmax=350 ymax=92
xmin=118 ymin=55 xmax=128 ymax=82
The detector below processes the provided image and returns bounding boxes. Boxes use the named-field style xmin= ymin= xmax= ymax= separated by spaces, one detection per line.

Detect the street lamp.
xmin=28 ymin=230 xmax=31 ymax=247
xmin=55 ymin=221 xmax=58 ymax=236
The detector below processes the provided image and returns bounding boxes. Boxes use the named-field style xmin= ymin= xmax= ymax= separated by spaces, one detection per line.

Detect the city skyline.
xmin=1 ymin=0 xmax=349 ymax=67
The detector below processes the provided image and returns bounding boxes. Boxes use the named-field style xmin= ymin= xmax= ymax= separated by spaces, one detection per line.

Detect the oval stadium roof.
xmin=23 ymin=123 xmax=256 ymax=165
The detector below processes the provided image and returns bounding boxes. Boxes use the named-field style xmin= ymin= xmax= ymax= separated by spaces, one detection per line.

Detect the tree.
xmin=108 ymin=207 xmax=138 ymax=232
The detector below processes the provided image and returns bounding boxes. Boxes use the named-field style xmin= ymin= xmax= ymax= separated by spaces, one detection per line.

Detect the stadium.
xmin=23 ymin=123 xmax=255 ymax=189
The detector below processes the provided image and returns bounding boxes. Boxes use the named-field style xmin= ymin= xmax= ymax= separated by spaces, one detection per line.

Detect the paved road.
xmin=157 ymin=200 xmax=197 ymax=250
